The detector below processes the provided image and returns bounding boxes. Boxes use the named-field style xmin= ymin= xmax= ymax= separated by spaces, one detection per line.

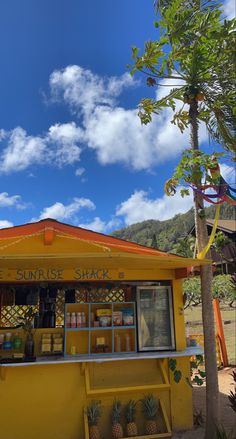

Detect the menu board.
xmin=137 ymin=287 xmax=175 ymax=350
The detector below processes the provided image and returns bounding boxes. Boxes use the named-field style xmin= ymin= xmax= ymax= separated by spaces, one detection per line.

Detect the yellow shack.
xmin=0 ymin=219 xmax=208 ymax=439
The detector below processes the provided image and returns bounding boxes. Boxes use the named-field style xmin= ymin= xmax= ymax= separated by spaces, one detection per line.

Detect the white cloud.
xmin=35 ymin=197 xmax=95 ymax=221
xmin=49 ymin=68 xmax=207 ymax=171
xmin=0 ymin=220 xmax=13 ymax=229
xmin=79 ymin=217 xmax=107 ymax=233
xmin=0 ymin=122 xmax=83 ymax=173
xmin=224 ymin=0 xmax=235 ymax=19
xmin=0 ymin=67 xmax=209 ymax=175
xmin=79 ymin=216 xmax=122 ymax=233
xmin=0 ymin=127 xmax=47 ymax=173
xmin=116 ymin=188 xmax=193 ymax=225
xmin=84 ymin=106 xmax=187 ymax=170
xmin=47 ymin=122 xmax=84 ymax=166
xmin=0 ymin=192 xmax=27 ymax=210
xmin=0 ymin=129 xmax=7 ymax=140
xmin=0 ymin=192 xmax=21 ymax=208
xmin=75 ymin=167 xmax=85 ymax=177
xmin=49 ymin=65 xmax=136 ymax=116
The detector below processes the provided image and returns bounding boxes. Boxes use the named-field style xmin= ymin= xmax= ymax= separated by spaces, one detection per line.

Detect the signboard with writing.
xmin=0 ymin=267 xmax=116 ymax=282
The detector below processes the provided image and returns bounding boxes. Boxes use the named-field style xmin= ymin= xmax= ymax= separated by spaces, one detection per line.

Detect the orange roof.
xmin=0 ymin=218 xmax=179 ymax=258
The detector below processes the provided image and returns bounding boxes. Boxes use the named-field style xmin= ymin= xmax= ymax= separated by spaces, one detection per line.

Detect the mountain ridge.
xmin=112 ymin=203 xmax=235 ymax=252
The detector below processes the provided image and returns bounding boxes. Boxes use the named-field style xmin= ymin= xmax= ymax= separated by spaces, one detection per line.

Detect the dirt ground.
xmin=172 ymin=367 xmax=236 ymax=438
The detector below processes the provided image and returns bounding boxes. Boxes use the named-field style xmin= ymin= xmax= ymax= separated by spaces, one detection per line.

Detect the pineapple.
xmin=86 ymin=400 xmax=102 ymax=439
xmin=141 ymin=394 xmax=159 ymax=435
xmin=125 ymin=400 xmax=138 ymax=437
xmin=111 ymin=399 xmax=124 ymax=438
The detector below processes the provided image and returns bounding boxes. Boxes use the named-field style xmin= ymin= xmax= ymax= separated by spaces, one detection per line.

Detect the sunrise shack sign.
xmin=0 ymin=267 xmax=113 ymax=282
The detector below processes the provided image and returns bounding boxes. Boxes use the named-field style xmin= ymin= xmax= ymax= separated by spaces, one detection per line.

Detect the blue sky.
xmin=0 ymin=0 xmax=235 ymax=232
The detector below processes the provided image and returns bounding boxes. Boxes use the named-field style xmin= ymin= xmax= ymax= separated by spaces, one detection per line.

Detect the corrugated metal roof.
xmin=207 ymin=219 xmax=236 ymax=233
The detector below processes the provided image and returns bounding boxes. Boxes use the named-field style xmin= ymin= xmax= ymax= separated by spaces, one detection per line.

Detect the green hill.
xmin=112 ymin=203 xmax=235 ymax=252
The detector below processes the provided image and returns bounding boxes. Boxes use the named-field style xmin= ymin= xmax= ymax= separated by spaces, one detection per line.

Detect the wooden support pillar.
xmin=213 ymin=298 xmax=229 ymax=367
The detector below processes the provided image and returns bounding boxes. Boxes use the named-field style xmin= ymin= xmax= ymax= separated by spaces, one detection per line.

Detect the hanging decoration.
xmin=189 ymin=161 xmax=236 ymax=206
xmin=197 ymin=204 xmax=221 ymax=259
xmin=164 ymin=159 xmax=235 ymax=259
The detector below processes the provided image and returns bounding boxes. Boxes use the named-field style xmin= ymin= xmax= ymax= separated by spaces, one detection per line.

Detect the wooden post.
xmin=213 ymin=298 xmax=229 ymax=367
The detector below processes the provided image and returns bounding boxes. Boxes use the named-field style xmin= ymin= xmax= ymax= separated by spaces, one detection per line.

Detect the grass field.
xmin=184 ymin=304 xmax=236 ymax=366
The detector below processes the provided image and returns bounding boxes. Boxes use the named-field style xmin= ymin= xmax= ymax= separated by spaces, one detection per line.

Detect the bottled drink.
xmin=13 ymin=332 xmax=23 ymax=351
xmin=76 ymin=312 xmax=81 ymax=328
xmin=71 ymin=312 xmax=76 ymax=328
xmin=125 ymin=333 xmax=131 ymax=352
xmin=66 ymin=312 xmax=71 ymax=328
xmin=81 ymin=312 xmax=86 ymax=328
xmin=114 ymin=334 xmax=121 ymax=352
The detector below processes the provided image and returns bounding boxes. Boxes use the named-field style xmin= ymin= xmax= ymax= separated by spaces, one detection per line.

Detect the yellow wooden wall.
xmin=0 ymin=354 xmax=193 ymax=439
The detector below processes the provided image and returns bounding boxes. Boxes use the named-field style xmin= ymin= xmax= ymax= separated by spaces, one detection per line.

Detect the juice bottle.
xmin=71 ymin=312 xmax=76 ymax=328
xmin=125 ymin=333 xmax=131 ymax=352
xmin=114 ymin=334 xmax=121 ymax=352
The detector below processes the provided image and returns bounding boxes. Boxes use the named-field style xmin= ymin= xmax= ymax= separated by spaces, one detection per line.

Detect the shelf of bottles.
xmin=64 ymin=302 xmax=137 ymax=356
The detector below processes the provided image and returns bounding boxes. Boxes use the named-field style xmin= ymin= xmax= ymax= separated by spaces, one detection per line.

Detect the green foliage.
xmin=190 ymin=355 xmax=206 ymax=387
xmin=18 ymin=307 xmax=37 ymax=335
xmin=213 ymin=274 xmax=236 ymax=304
xmin=183 ymin=276 xmax=202 ymax=308
xmin=172 ymin=235 xmax=195 ymax=257
xmin=228 ymin=370 xmax=236 ymax=413
xmin=141 ymin=394 xmax=159 ymax=420
xmin=183 ymin=274 xmax=236 ymax=307
xmin=125 ymin=400 xmax=137 ymax=423
xmin=150 ymin=233 xmax=158 ymax=249
xmin=130 ymin=0 xmax=236 ymax=190
xmin=212 ymin=232 xmax=232 ymax=273
xmin=86 ymin=400 xmax=102 ymax=427
xmin=169 ymin=355 xmax=205 ymax=387
xmin=111 ymin=399 xmax=122 ymax=424
xmin=215 ymin=425 xmax=236 ymax=439
xmin=112 ymin=204 xmax=235 ymax=252
xmin=168 ymin=359 xmax=182 ymax=383
xmin=173 ymin=149 xmax=224 ymax=189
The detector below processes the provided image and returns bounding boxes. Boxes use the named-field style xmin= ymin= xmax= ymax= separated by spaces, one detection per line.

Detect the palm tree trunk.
xmin=189 ymin=100 xmax=219 ymax=438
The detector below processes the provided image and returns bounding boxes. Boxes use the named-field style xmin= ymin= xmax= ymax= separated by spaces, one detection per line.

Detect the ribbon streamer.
xmin=197 ymin=204 xmax=221 ymax=260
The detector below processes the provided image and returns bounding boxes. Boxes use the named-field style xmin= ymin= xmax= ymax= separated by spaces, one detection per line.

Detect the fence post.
xmin=213 ymin=298 xmax=229 ymax=367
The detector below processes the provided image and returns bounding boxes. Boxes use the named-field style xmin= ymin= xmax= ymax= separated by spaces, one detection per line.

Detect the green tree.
xmin=212 ymin=231 xmax=231 ymax=274
xmin=130 ymin=2 xmax=235 ymax=437
xmin=183 ymin=274 xmax=236 ymax=308
xmin=183 ymin=276 xmax=202 ymax=308
xmin=172 ymin=235 xmax=195 ymax=257
xmin=213 ymin=274 xmax=236 ymax=307
xmin=150 ymin=233 xmax=158 ymax=248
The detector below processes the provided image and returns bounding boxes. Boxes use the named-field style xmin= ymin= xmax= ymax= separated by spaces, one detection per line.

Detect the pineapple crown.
xmin=86 ymin=400 xmax=102 ymax=427
xmin=125 ymin=400 xmax=136 ymax=423
xmin=141 ymin=394 xmax=159 ymax=420
xmin=111 ymin=399 xmax=122 ymax=425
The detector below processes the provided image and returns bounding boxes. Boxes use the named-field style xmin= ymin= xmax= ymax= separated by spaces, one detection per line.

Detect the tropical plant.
xmin=172 ymin=235 xmax=195 ymax=257
xmin=215 ymin=425 xmax=235 ymax=439
xmin=86 ymin=400 xmax=102 ymax=439
xmin=212 ymin=231 xmax=231 ymax=274
xmin=130 ymin=3 xmax=235 ymax=435
xmin=228 ymin=370 xmax=236 ymax=413
xmin=18 ymin=307 xmax=37 ymax=335
xmin=125 ymin=400 xmax=138 ymax=437
xmin=141 ymin=394 xmax=159 ymax=435
xmin=111 ymin=399 xmax=124 ymax=439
